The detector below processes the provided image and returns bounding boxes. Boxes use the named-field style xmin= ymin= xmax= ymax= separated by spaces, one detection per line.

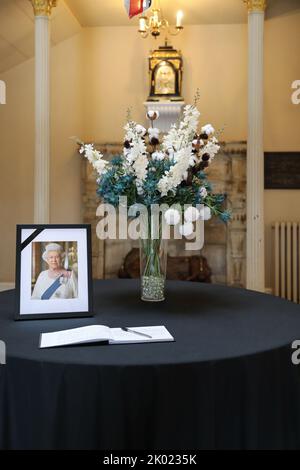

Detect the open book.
xmin=39 ymin=325 xmax=174 ymax=348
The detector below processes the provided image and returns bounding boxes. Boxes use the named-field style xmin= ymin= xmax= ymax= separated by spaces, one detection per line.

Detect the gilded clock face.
xmin=148 ymin=44 xmax=183 ymax=101
xmin=154 ymin=62 xmax=176 ymax=95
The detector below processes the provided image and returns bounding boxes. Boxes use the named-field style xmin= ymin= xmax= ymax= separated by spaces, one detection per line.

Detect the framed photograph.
xmin=15 ymin=224 xmax=93 ymax=320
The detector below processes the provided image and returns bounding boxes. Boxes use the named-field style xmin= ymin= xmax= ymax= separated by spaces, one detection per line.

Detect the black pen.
xmin=121 ymin=327 xmax=152 ymax=339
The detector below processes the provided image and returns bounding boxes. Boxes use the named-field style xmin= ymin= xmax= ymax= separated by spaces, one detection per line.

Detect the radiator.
xmin=273 ymin=222 xmax=300 ymax=303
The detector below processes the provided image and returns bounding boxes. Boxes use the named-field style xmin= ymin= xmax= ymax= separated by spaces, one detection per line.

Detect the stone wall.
xmin=81 ymin=142 xmax=246 ymax=286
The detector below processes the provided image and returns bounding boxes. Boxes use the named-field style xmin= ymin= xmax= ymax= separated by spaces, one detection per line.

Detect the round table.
xmin=1 ymin=279 xmax=300 ymax=450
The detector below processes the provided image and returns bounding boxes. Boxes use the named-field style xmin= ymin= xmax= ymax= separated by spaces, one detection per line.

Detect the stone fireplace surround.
xmin=82 ymin=142 xmax=246 ymax=287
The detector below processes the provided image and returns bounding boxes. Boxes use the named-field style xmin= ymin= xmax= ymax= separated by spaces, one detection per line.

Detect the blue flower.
xmin=197 ymin=171 xmax=207 ymax=180
xmin=220 ymin=210 xmax=231 ymax=223
xmin=214 ymin=194 xmax=225 ymax=204
xmin=111 ymin=155 xmax=123 ymax=165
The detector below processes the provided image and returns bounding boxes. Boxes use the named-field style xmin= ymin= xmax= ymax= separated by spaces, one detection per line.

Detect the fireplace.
xmin=81 ymin=142 xmax=246 ymax=287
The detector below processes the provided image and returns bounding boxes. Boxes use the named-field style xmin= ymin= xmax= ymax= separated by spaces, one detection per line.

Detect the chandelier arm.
xmin=168 ymin=27 xmax=182 ymax=36
xmin=137 ymin=2 xmax=183 ymax=39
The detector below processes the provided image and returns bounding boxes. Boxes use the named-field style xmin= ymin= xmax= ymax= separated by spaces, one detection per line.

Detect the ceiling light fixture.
xmin=138 ymin=0 xmax=184 ymax=39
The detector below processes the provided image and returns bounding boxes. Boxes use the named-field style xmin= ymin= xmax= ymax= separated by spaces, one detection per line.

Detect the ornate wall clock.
xmin=148 ymin=41 xmax=183 ymax=101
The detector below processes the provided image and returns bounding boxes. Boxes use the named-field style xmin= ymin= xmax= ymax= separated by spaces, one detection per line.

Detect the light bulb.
xmin=176 ymin=10 xmax=183 ymax=28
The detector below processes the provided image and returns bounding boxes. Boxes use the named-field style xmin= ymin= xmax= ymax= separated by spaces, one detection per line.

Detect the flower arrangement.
xmin=78 ymin=100 xmax=230 ymax=233
xmin=78 ymin=96 xmax=230 ymax=301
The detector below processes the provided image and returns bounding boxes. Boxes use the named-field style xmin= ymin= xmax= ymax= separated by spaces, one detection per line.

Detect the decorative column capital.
xmin=29 ymin=0 xmax=57 ymax=17
xmin=244 ymin=0 xmax=267 ymax=12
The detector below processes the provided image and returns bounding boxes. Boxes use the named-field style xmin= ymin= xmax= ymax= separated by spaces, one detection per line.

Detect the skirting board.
xmin=0 ymin=283 xmax=15 ymax=292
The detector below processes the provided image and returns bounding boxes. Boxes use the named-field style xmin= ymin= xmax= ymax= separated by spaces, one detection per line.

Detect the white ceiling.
xmin=64 ymin=0 xmax=247 ymax=27
xmin=64 ymin=0 xmax=300 ymax=26
xmin=0 ymin=0 xmax=299 ymax=73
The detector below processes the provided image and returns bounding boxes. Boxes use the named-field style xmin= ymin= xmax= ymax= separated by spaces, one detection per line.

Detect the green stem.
xmin=141 ymin=217 xmax=164 ymax=279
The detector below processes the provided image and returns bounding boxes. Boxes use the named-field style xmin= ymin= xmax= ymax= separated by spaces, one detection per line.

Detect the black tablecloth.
xmin=1 ymin=279 xmax=300 ymax=450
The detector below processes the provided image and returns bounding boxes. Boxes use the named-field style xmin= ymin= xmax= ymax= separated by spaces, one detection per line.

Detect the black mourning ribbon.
xmin=20 ymin=228 xmax=44 ymax=251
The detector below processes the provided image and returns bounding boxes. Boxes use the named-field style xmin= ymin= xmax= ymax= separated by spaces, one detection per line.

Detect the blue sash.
xmin=41 ymin=275 xmax=63 ymax=300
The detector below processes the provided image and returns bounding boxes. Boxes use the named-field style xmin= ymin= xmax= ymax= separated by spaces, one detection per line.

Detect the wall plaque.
xmin=264 ymin=152 xmax=300 ymax=189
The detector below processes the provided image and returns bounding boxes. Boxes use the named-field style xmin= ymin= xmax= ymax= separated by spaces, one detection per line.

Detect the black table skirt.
xmin=1 ymin=279 xmax=300 ymax=450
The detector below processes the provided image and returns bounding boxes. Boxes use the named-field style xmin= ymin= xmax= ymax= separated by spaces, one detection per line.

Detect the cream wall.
xmin=82 ymin=24 xmax=248 ymax=143
xmin=50 ymin=34 xmax=84 ymax=223
xmin=264 ymin=11 xmax=300 ymax=289
xmin=82 ymin=14 xmax=300 ymax=145
xmin=264 ymin=13 xmax=300 ymax=151
xmin=0 ymin=11 xmax=299 ymax=285
xmin=0 ymin=33 xmax=85 ymax=282
xmin=0 ymin=58 xmax=34 ymax=283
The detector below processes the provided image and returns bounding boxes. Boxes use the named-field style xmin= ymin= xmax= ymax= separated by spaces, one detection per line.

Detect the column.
xmin=30 ymin=1 xmax=57 ymax=224
xmin=245 ymin=0 xmax=267 ymax=292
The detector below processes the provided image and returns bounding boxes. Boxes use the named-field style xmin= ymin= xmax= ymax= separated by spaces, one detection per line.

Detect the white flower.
xmin=157 ymin=146 xmax=193 ymax=196
xmin=124 ymin=137 xmax=147 ymax=166
xmin=125 ymin=154 xmax=134 ymax=165
xmin=124 ymin=120 xmax=150 ymax=186
xmin=167 ymin=148 xmax=175 ymax=161
xmin=129 ymin=141 xmax=147 ymax=163
xmin=146 ymin=110 xmax=159 ymax=120
xmin=148 ymin=127 xmax=160 ymax=139
xmin=135 ymin=179 xmax=144 ymax=195
xmin=201 ymin=124 xmax=215 ymax=136
xmin=199 ymin=186 xmax=207 ymax=199
xmin=182 ymin=105 xmax=200 ymax=134
xmin=133 ymin=154 xmax=148 ymax=181
xmin=80 ymin=143 xmax=108 ymax=176
xmin=184 ymin=206 xmax=200 ymax=223
xmin=164 ymin=208 xmax=181 ymax=226
xmin=179 ymin=222 xmax=194 ymax=237
xmin=83 ymin=144 xmax=97 ymax=163
xmin=162 ymin=105 xmax=200 ymax=153
xmin=189 ymin=153 xmax=197 ymax=166
xmin=203 ymin=206 xmax=211 ymax=220
xmin=124 ymin=123 xmax=135 ymax=142
xmin=152 ymin=151 xmax=165 ymax=161
xmin=83 ymin=143 xmax=93 ymax=153
xmin=124 ymin=121 xmax=146 ymax=141
xmin=200 ymin=140 xmax=220 ymax=161
xmin=135 ymin=124 xmax=146 ymax=136
xmin=93 ymin=159 xmax=108 ymax=175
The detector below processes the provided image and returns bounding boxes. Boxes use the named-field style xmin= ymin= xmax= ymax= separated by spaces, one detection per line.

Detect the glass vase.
xmin=139 ymin=215 xmax=167 ymax=302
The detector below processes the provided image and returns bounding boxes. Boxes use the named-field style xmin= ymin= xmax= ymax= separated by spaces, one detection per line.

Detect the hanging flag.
xmin=124 ymin=0 xmax=152 ymax=19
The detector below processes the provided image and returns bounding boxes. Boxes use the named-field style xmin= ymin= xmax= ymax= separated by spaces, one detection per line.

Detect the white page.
xmin=110 ymin=325 xmax=174 ymax=344
xmin=40 ymin=325 xmax=111 ymax=348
